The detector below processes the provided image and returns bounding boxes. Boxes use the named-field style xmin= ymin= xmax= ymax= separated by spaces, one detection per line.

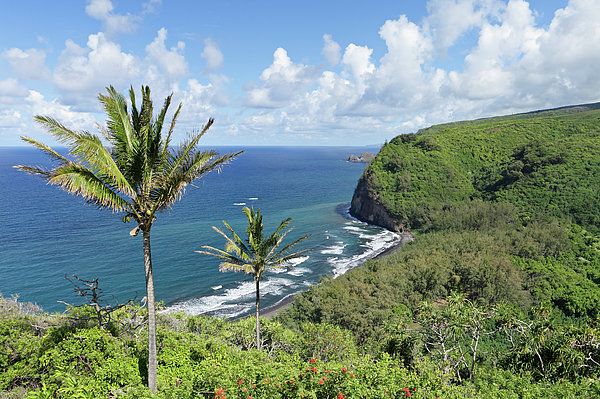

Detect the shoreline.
xmin=260 ymin=231 xmax=413 ymax=319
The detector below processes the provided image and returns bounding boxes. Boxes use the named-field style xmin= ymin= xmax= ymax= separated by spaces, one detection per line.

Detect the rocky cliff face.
xmin=350 ymin=174 xmax=405 ymax=233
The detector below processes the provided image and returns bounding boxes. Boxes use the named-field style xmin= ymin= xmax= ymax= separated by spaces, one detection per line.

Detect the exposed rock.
xmin=350 ymin=174 xmax=405 ymax=233
xmin=346 ymin=152 xmax=375 ymax=163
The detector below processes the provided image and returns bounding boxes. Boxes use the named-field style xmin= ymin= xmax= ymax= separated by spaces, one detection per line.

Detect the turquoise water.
xmin=0 ymin=146 xmax=399 ymax=318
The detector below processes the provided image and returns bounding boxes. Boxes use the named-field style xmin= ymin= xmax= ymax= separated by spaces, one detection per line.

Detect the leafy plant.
xmin=198 ymin=206 xmax=309 ymax=350
xmin=15 ymin=85 xmax=241 ymax=392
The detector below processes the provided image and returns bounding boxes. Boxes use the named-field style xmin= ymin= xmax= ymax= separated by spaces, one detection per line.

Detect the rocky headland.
xmin=346 ymin=152 xmax=375 ymax=163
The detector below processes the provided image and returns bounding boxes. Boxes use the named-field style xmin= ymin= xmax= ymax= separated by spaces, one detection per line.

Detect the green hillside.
xmin=277 ymin=103 xmax=600 ymax=396
xmin=361 ymin=103 xmax=600 ymax=230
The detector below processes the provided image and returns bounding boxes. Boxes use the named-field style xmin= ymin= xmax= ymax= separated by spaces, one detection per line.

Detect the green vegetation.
xmin=2 ymin=293 xmax=599 ymax=398
xmin=5 ymin=103 xmax=600 ymax=397
xmin=14 ymin=86 xmax=241 ymax=393
xmin=275 ymin=103 xmax=600 ymax=396
xmin=197 ymin=206 xmax=309 ymax=350
xmin=361 ymin=104 xmax=600 ymax=230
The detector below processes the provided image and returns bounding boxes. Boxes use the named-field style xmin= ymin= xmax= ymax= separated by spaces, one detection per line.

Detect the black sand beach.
xmin=260 ymin=231 xmax=413 ymax=319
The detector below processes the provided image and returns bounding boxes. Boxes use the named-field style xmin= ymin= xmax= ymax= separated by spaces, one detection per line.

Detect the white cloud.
xmin=0 ymin=109 xmax=24 ymax=130
xmin=53 ymin=32 xmax=139 ymax=108
xmin=238 ymin=0 xmax=600 ymax=144
xmin=515 ymin=0 xmax=600 ymax=105
xmin=142 ymin=0 xmax=162 ymax=15
xmin=0 ymin=90 xmax=99 ymax=145
xmin=26 ymin=90 xmax=97 ymax=130
xmin=201 ymin=38 xmax=224 ymax=71
xmin=4 ymin=0 xmax=600 ymax=147
xmin=245 ymin=48 xmax=319 ymax=108
xmin=85 ymin=0 xmax=113 ymax=19
xmin=370 ymin=15 xmax=436 ymax=107
xmin=145 ymin=28 xmax=188 ymax=84
xmin=342 ymin=44 xmax=375 ymax=80
xmin=3 ymin=48 xmax=50 ymax=80
xmin=424 ymin=0 xmax=504 ymax=51
xmin=0 ymin=78 xmax=29 ymax=102
xmin=85 ymin=0 xmax=138 ymax=35
xmin=322 ymin=34 xmax=341 ymax=66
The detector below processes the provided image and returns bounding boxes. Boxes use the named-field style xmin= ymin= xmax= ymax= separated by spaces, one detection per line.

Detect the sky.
xmin=0 ymin=0 xmax=598 ymax=147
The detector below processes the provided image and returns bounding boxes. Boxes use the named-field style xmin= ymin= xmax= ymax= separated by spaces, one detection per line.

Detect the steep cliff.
xmin=350 ymin=172 xmax=405 ymax=232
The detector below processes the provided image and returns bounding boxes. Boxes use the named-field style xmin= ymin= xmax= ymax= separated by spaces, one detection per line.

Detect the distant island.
xmin=346 ymin=152 xmax=375 ymax=163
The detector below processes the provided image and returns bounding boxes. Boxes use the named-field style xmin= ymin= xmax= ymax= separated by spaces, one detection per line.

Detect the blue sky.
xmin=1 ymin=0 xmax=598 ymax=146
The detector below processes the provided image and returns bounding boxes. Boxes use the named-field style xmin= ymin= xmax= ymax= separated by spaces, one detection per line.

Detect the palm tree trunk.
xmin=143 ymin=230 xmax=157 ymax=393
xmin=255 ymin=278 xmax=261 ymax=350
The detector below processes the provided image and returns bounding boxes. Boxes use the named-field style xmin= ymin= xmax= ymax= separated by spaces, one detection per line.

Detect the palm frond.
xmin=160 ymin=118 xmax=215 ymax=184
xmin=219 ymin=223 xmax=252 ymax=258
xmin=48 ymin=164 xmax=131 ymax=211
xmin=163 ymin=102 xmax=182 ymax=155
xmin=218 ymin=262 xmax=253 ymax=273
xmin=267 ymin=232 xmax=311 ymax=262
xmin=196 ymin=246 xmax=243 ymax=263
xmin=153 ymin=148 xmax=242 ymax=212
xmin=263 ymin=218 xmax=292 ymax=256
xmin=196 ymin=247 xmax=253 ymax=274
xmin=13 ymin=165 xmax=54 ymax=178
xmin=33 ymin=117 xmax=136 ymax=198
xmin=33 ymin=115 xmax=84 ymax=147
xmin=19 ymin=136 xmax=71 ymax=166
xmin=154 ymin=93 xmax=172 ymax=139
xmin=268 ymin=248 xmax=310 ymax=267
xmin=199 ymin=207 xmax=310 ymax=285
xmin=99 ymin=86 xmax=135 ymax=151
xmin=264 ymin=226 xmax=292 ymax=259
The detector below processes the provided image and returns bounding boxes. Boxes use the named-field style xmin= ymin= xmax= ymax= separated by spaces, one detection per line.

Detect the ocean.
xmin=0 ymin=146 xmax=400 ymax=318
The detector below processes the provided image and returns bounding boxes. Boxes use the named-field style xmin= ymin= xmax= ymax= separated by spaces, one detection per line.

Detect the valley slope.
xmin=351 ymin=103 xmax=600 ymax=232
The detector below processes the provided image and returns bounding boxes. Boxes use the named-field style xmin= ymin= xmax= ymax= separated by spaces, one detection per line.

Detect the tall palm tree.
xmin=197 ymin=206 xmax=309 ymax=350
xmin=15 ymin=85 xmax=241 ymax=392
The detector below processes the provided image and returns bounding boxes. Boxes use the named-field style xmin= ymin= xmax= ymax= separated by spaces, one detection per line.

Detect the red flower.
xmin=310 ymin=358 xmax=316 ymax=363
xmin=341 ymin=368 xmax=347 ymax=373
xmin=238 ymin=380 xmax=243 ymax=385
xmin=407 ymin=393 xmax=411 ymax=398
xmin=350 ymin=372 xmax=354 ymax=378
xmin=312 ymin=367 xmax=317 ymax=373
xmin=319 ymin=379 xmax=324 ymax=384
xmin=338 ymin=394 xmax=345 ymax=399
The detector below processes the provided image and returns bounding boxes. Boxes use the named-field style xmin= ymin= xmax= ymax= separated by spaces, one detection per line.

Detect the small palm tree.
xmin=15 ymin=85 xmax=241 ymax=392
xmin=197 ymin=206 xmax=309 ymax=349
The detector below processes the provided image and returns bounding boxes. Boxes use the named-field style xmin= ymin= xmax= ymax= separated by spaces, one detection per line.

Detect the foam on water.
xmin=269 ymin=256 xmax=309 ymax=274
xmin=343 ymin=225 xmax=364 ymax=233
xmin=287 ymin=267 xmax=310 ymax=277
xmin=320 ymin=241 xmax=346 ymax=255
xmin=166 ymin=224 xmax=402 ymax=318
xmin=165 ymin=274 xmax=297 ymax=317
xmin=285 ymin=256 xmax=309 ymax=267
xmin=328 ymin=228 xmax=401 ymax=277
